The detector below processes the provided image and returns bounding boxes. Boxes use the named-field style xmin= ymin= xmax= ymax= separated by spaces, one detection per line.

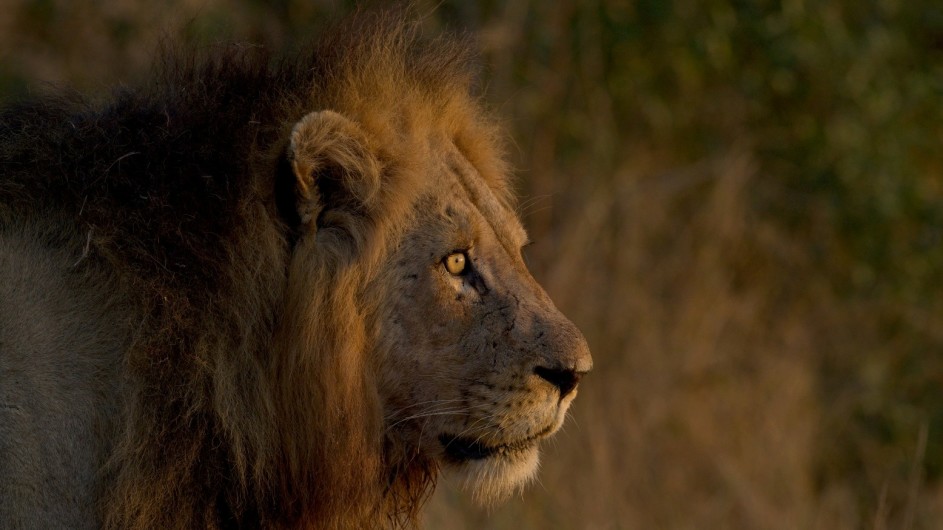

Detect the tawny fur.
xmin=0 ymin=12 xmax=591 ymax=530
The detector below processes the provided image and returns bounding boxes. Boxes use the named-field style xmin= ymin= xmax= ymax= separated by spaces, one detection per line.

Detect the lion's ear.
xmin=288 ymin=110 xmax=382 ymax=225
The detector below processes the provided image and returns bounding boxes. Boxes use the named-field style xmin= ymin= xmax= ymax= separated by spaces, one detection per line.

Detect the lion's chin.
xmin=439 ymin=437 xmax=541 ymax=505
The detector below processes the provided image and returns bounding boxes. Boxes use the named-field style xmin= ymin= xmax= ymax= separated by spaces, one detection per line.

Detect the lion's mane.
xmin=0 ymin=14 xmax=509 ymax=529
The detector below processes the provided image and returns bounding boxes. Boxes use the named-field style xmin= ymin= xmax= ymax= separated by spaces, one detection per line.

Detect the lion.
xmin=0 ymin=14 xmax=591 ymax=530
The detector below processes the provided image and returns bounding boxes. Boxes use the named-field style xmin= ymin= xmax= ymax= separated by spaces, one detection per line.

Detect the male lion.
xmin=0 ymin=15 xmax=591 ymax=530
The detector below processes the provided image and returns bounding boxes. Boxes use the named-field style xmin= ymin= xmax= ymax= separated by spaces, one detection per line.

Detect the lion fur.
xmin=0 ymin=14 xmax=509 ymax=529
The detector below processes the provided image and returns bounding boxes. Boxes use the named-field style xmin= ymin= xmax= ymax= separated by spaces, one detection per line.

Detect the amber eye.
xmin=444 ymin=252 xmax=467 ymax=275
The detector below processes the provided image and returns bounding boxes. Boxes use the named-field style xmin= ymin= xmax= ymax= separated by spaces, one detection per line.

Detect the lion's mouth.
xmin=439 ymin=426 xmax=553 ymax=462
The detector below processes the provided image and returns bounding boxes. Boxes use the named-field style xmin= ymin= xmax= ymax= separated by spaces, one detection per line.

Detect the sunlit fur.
xmin=0 ymin=12 xmax=590 ymax=530
xmin=460 ymin=446 xmax=541 ymax=505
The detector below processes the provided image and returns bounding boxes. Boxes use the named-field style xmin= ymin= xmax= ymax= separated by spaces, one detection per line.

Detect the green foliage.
xmin=472 ymin=1 xmax=943 ymax=516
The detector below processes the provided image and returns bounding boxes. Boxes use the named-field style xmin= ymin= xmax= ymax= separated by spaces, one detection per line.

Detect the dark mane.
xmin=0 ymin=12 xmax=504 ymax=529
xmin=2 ymin=41 xmax=297 ymax=290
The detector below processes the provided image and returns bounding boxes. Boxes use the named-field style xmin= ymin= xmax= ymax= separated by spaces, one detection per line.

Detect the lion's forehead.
xmin=433 ymin=142 xmax=527 ymax=252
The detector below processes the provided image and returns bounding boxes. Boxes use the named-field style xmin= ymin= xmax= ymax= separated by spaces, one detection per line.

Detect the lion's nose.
xmin=533 ymin=365 xmax=584 ymax=398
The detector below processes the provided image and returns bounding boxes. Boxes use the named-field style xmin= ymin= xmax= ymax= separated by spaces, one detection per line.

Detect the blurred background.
xmin=1 ymin=1 xmax=941 ymax=528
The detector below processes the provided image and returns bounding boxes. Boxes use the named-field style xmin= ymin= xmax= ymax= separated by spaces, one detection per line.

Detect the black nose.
xmin=534 ymin=366 xmax=583 ymax=398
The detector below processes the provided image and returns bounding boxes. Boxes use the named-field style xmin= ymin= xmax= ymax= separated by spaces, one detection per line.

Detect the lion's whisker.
xmin=385 ymin=409 xmax=471 ymax=431
xmin=384 ymin=401 xmax=488 ymax=425
xmin=383 ymin=401 xmax=514 ymax=433
xmin=383 ymin=399 xmax=467 ymax=420
xmin=518 ymin=194 xmax=553 ymax=217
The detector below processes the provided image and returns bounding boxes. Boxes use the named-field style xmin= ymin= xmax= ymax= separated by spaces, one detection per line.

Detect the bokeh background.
xmin=2 ymin=1 xmax=941 ymax=528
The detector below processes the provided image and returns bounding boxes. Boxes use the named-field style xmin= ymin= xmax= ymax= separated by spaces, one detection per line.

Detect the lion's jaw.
xmin=438 ymin=384 xmax=581 ymax=504
xmin=373 ymin=144 xmax=592 ymax=506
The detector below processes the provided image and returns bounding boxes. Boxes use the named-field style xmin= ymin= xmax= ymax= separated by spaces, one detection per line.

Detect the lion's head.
xmin=267 ymin=18 xmax=592 ymax=525
xmin=281 ymin=108 xmax=592 ymax=512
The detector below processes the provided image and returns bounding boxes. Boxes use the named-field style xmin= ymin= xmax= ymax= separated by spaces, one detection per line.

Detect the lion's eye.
xmin=444 ymin=252 xmax=467 ymax=275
